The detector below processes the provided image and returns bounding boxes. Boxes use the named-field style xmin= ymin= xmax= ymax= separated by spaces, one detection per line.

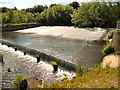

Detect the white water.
xmin=0 ymin=44 xmax=76 ymax=88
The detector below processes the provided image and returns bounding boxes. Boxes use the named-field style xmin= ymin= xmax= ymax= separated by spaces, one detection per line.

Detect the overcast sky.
xmin=0 ymin=0 xmax=93 ymax=10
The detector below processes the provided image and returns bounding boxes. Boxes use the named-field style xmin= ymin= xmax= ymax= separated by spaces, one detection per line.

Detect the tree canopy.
xmin=71 ymin=2 xmax=120 ymax=28
xmin=1 ymin=2 xmax=120 ymax=28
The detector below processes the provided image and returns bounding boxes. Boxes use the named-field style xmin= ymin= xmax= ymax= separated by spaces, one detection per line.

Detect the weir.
xmin=0 ymin=40 xmax=77 ymax=71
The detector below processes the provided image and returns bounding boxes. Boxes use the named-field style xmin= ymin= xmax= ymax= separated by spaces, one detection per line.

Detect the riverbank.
xmin=2 ymin=23 xmax=41 ymax=31
xmin=15 ymin=26 xmax=107 ymax=41
xmin=47 ymin=66 xmax=119 ymax=88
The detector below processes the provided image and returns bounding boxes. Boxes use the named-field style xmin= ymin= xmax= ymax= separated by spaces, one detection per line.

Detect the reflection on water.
xmin=2 ymin=31 xmax=104 ymax=67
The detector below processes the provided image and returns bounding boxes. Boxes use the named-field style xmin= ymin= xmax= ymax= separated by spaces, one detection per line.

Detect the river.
xmin=0 ymin=26 xmax=107 ymax=88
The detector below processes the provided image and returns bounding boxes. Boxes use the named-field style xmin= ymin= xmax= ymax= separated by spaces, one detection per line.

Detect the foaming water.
xmin=0 ymin=44 xmax=76 ymax=88
xmin=2 ymin=31 xmax=104 ymax=67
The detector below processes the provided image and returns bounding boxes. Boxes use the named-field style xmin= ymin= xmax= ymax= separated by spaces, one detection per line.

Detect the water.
xmin=2 ymin=31 xmax=104 ymax=67
xmin=0 ymin=27 xmax=105 ymax=88
xmin=0 ymin=44 xmax=75 ymax=88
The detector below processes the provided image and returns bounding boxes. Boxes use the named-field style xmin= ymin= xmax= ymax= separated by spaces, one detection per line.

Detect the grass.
xmin=46 ymin=65 xmax=119 ymax=88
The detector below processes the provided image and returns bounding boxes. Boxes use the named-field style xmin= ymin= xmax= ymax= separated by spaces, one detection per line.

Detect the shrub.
xmin=76 ymin=64 xmax=86 ymax=76
xmin=107 ymin=28 xmax=115 ymax=39
xmin=102 ymin=42 xmax=115 ymax=56
xmin=12 ymin=74 xmax=26 ymax=89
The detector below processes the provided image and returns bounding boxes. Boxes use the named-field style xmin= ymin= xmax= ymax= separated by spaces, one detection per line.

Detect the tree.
xmin=50 ymin=4 xmax=57 ymax=7
xmin=71 ymin=2 xmax=119 ymax=28
xmin=69 ymin=1 xmax=79 ymax=9
xmin=37 ymin=5 xmax=74 ymax=26
xmin=13 ymin=6 xmax=17 ymax=10
xmin=26 ymin=5 xmax=47 ymax=13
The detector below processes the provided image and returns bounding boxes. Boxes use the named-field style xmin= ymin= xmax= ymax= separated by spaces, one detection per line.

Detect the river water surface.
xmin=0 ymin=27 xmax=106 ymax=88
xmin=2 ymin=29 xmax=105 ymax=67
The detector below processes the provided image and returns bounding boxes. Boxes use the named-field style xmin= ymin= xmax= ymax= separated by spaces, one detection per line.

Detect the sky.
xmin=0 ymin=0 xmax=93 ymax=10
xmin=0 ymin=0 xmax=119 ymax=10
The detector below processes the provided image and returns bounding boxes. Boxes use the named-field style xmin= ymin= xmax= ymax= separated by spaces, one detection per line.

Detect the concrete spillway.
xmin=0 ymin=40 xmax=77 ymax=71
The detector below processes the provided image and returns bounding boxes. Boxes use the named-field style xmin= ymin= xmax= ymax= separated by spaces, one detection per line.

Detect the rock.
xmin=101 ymin=54 xmax=120 ymax=68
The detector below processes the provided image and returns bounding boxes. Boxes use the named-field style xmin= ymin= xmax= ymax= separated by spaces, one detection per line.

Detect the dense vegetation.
xmin=71 ymin=2 xmax=120 ymax=28
xmin=1 ymin=1 xmax=120 ymax=28
xmin=47 ymin=66 xmax=118 ymax=88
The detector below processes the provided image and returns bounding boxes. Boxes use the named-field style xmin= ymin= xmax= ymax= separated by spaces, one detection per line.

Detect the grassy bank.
xmin=2 ymin=23 xmax=41 ymax=31
xmin=46 ymin=66 xmax=119 ymax=88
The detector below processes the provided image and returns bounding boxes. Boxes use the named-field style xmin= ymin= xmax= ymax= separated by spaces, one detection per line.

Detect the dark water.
xmin=2 ymin=31 xmax=104 ymax=67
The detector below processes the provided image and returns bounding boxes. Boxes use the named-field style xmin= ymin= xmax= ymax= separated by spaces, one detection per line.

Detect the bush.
xmin=37 ymin=5 xmax=73 ymax=26
xmin=107 ymin=28 xmax=115 ymax=39
xmin=102 ymin=42 xmax=115 ymax=56
xmin=12 ymin=74 xmax=27 ymax=89
xmin=76 ymin=64 xmax=86 ymax=76
xmin=71 ymin=2 xmax=119 ymax=28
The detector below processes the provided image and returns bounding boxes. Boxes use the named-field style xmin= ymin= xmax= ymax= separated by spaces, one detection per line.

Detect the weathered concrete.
xmin=113 ymin=31 xmax=120 ymax=51
xmin=0 ymin=40 xmax=77 ymax=71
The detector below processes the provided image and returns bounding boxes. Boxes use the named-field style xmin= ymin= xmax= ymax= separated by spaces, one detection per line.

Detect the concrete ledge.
xmin=0 ymin=40 xmax=77 ymax=71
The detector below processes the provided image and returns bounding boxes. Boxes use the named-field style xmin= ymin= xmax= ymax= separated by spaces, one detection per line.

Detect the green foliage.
xmin=12 ymin=74 xmax=26 ymax=89
xmin=26 ymin=5 xmax=48 ymax=13
xmin=51 ymin=61 xmax=57 ymax=66
xmin=107 ymin=28 xmax=115 ymax=39
xmin=48 ymin=66 xmax=119 ymax=88
xmin=37 ymin=5 xmax=74 ymax=26
xmin=71 ymin=2 xmax=120 ymax=28
xmin=43 ymin=81 xmax=48 ymax=88
xmin=102 ymin=42 xmax=115 ymax=56
xmin=69 ymin=1 xmax=80 ymax=9
xmin=76 ymin=64 xmax=87 ymax=75
xmin=2 ymin=2 xmax=120 ymax=28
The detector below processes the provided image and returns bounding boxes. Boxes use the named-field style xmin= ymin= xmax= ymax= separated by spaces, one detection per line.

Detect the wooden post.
xmin=15 ymin=47 xmax=17 ymax=51
xmin=36 ymin=55 xmax=40 ymax=63
xmin=113 ymin=31 xmax=120 ymax=51
xmin=24 ymin=51 xmax=26 ymax=55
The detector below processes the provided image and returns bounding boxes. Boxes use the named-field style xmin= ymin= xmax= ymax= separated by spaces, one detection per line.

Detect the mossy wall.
xmin=113 ymin=31 xmax=120 ymax=51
